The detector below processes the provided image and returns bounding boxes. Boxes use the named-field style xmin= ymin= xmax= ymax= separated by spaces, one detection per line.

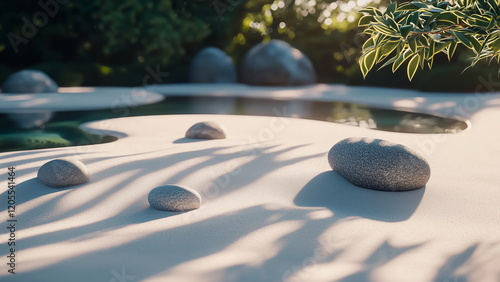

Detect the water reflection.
xmin=0 ymin=97 xmax=468 ymax=152
xmin=188 ymin=98 xmax=466 ymax=134
xmin=6 ymin=111 xmax=53 ymax=129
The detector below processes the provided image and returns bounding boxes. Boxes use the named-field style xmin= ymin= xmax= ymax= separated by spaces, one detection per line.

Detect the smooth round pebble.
xmin=148 ymin=185 xmax=202 ymax=212
xmin=37 ymin=159 xmax=90 ymax=188
xmin=185 ymin=121 xmax=227 ymax=139
xmin=2 ymin=69 xmax=58 ymax=93
xmin=328 ymin=137 xmax=430 ymax=191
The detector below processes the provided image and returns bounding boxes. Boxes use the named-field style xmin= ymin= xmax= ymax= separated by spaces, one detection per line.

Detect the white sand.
xmin=1 ymin=86 xmax=500 ymax=282
xmin=0 ymin=87 xmax=163 ymax=112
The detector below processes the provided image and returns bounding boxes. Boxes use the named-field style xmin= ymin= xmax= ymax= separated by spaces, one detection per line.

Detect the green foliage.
xmin=0 ymin=0 xmax=239 ymax=85
xmin=67 ymin=1 xmax=212 ymax=66
xmin=358 ymin=0 xmax=500 ymax=80
xmin=4 ymin=0 xmax=495 ymax=91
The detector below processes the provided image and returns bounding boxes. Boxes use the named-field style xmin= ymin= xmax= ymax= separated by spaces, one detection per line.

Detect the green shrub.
xmin=0 ymin=0 xmax=238 ymax=86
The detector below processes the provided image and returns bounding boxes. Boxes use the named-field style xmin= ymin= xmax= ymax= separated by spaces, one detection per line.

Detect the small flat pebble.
xmin=37 ymin=159 xmax=90 ymax=188
xmin=148 ymin=185 xmax=202 ymax=212
xmin=185 ymin=121 xmax=227 ymax=139
xmin=328 ymin=137 xmax=430 ymax=191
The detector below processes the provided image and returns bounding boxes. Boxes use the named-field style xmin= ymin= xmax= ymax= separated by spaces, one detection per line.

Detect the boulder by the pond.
xmin=148 ymin=184 xmax=202 ymax=212
xmin=189 ymin=47 xmax=237 ymax=83
xmin=241 ymin=39 xmax=316 ymax=86
xmin=37 ymin=159 xmax=90 ymax=188
xmin=2 ymin=69 xmax=58 ymax=93
xmin=328 ymin=137 xmax=430 ymax=191
xmin=185 ymin=121 xmax=227 ymax=140
xmin=2 ymin=69 xmax=57 ymax=129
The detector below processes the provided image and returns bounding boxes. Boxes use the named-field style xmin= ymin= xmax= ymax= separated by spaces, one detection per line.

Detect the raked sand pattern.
xmin=1 ymin=89 xmax=500 ymax=281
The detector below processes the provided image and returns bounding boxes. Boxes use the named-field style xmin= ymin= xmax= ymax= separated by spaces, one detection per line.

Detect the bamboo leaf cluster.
xmin=358 ymin=0 xmax=500 ymax=80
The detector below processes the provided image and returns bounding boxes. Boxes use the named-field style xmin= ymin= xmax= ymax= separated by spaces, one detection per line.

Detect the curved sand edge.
xmin=1 ymin=111 xmax=499 ymax=282
xmin=0 ymin=87 xmax=164 ymax=112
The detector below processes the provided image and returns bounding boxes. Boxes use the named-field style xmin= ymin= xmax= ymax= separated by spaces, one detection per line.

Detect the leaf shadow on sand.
xmin=13 ymin=143 xmax=320 ymax=229
xmin=3 ymin=153 xmax=498 ymax=282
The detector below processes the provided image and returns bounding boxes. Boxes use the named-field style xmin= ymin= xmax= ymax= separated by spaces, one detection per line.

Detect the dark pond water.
xmin=0 ymin=96 xmax=468 ymax=152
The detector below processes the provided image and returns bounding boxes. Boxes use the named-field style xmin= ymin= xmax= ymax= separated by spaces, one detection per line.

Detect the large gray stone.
xmin=185 ymin=121 xmax=227 ymax=139
xmin=2 ymin=69 xmax=58 ymax=93
xmin=189 ymin=47 xmax=237 ymax=83
xmin=2 ymin=69 xmax=57 ymax=129
xmin=37 ymin=159 xmax=90 ymax=188
xmin=148 ymin=184 xmax=202 ymax=212
xmin=328 ymin=137 xmax=430 ymax=191
xmin=241 ymin=39 xmax=316 ymax=86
